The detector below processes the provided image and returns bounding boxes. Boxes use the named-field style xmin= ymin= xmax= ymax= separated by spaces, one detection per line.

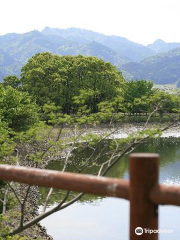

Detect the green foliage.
xmin=150 ymin=91 xmax=180 ymax=114
xmin=2 ymin=236 xmax=28 ymax=240
xmin=42 ymin=103 xmax=73 ymax=125
xmin=0 ymin=50 xmax=179 ymax=239
xmin=0 ymin=121 xmax=14 ymax=161
xmin=15 ymin=122 xmax=68 ymax=164
xmin=0 ymin=214 xmax=35 ymax=239
xmin=2 ymin=76 xmax=21 ymax=89
xmin=21 ymin=53 xmax=125 ymax=113
xmin=0 ymin=86 xmax=39 ymax=131
xmin=0 ymin=184 xmax=16 ymax=217
xmin=123 ymin=80 xmax=155 ymax=114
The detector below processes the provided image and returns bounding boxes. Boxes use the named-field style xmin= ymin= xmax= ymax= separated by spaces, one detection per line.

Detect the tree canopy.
xmin=21 ymin=53 xmax=125 ymax=113
xmin=2 ymin=75 xmax=21 ymax=89
xmin=123 ymin=80 xmax=155 ymax=114
xmin=0 ymin=85 xmax=38 ymax=131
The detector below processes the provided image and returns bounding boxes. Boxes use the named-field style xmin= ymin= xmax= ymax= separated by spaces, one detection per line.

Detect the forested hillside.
xmin=42 ymin=27 xmax=155 ymax=61
xmin=1 ymin=27 xmax=180 ymax=86
xmin=122 ymin=48 xmax=180 ymax=84
xmin=0 ymin=28 xmax=155 ymax=80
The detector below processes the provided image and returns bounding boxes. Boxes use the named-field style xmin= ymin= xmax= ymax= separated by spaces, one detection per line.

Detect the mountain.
xmin=147 ymin=39 xmax=180 ymax=54
xmin=1 ymin=27 xmax=180 ymax=85
xmin=0 ymin=30 xmax=61 ymax=78
xmin=0 ymin=30 xmax=71 ymax=64
xmin=0 ymin=49 xmax=20 ymax=79
xmin=122 ymin=48 xmax=180 ymax=84
xmin=56 ymin=41 xmax=129 ymax=66
xmin=42 ymin=27 xmax=155 ymax=62
xmin=0 ymin=29 xmax=133 ymax=80
xmin=0 ymin=33 xmax=20 ymax=43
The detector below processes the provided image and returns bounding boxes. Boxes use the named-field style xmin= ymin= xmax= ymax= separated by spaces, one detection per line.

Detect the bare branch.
xmin=8 ymin=182 xmax=21 ymax=205
xmin=20 ymin=185 xmax=31 ymax=229
xmin=42 ymin=188 xmax=53 ymax=214
xmin=3 ymin=111 xmax=179 ymax=237
xmin=142 ymin=101 xmax=163 ymax=130
xmin=2 ymin=191 xmax=70 ymax=237
xmin=59 ymin=192 xmax=84 ymax=210
xmin=2 ymin=184 xmax=10 ymax=215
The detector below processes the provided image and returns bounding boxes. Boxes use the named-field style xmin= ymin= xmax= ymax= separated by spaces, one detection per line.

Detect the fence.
xmin=0 ymin=153 xmax=180 ymax=239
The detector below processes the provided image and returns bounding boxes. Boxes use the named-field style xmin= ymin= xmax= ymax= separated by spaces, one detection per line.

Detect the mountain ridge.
xmin=0 ymin=27 xmax=180 ymax=85
xmin=122 ymin=47 xmax=180 ymax=84
xmin=42 ymin=27 xmax=155 ymax=62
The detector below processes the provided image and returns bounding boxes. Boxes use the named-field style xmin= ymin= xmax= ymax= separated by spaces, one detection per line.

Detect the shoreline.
xmin=6 ymin=122 xmax=180 ymax=239
xmin=4 ymin=160 xmax=53 ymax=240
xmin=62 ymin=122 xmax=180 ymax=139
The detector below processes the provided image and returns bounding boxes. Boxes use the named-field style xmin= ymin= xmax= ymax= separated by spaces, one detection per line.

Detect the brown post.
xmin=129 ymin=153 xmax=159 ymax=240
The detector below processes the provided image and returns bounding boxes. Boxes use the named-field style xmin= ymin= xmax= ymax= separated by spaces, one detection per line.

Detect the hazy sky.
xmin=1 ymin=0 xmax=180 ymax=45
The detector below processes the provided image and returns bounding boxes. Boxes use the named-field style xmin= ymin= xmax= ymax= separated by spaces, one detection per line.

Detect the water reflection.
xmin=40 ymin=138 xmax=180 ymax=240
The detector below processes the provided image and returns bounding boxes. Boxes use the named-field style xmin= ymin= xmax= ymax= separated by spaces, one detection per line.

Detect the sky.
xmin=1 ymin=0 xmax=180 ymax=45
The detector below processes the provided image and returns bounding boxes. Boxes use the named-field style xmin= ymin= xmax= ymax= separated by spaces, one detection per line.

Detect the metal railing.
xmin=0 ymin=153 xmax=180 ymax=239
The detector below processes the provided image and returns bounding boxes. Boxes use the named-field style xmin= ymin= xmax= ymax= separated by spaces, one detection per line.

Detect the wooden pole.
xmin=130 ymin=153 xmax=159 ymax=240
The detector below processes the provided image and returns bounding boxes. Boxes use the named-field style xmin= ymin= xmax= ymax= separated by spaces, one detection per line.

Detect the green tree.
xmin=2 ymin=76 xmax=21 ymax=89
xmin=21 ymin=53 xmax=125 ymax=113
xmin=1 ymin=113 xmax=178 ymax=238
xmin=0 ymin=121 xmax=14 ymax=161
xmin=150 ymin=91 xmax=180 ymax=115
xmin=123 ymin=80 xmax=155 ymax=114
xmin=0 ymin=86 xmax=39 ymax=131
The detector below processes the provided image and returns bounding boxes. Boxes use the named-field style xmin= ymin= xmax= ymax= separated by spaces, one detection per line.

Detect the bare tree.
xmin=1 ymin=107 xmax=180 ymax=237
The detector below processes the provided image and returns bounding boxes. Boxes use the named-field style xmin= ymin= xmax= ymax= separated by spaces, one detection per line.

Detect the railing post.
xmin=129 ymin=153 xmax=159 ymax=240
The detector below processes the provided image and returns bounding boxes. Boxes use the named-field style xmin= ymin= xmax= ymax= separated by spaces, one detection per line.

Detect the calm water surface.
xmin=40 ymin=138 xmax=180 ymax=240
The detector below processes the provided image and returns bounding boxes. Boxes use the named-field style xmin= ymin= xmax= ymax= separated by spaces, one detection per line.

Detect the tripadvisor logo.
xmin=135 ymin=227 xmax=143 ymax=235
xmin=135 ymin=227 xmax=173 ymax=235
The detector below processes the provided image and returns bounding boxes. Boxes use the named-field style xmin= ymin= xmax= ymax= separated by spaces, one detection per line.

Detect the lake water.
xmin=40 ymin=137 xmax=180 ymax=240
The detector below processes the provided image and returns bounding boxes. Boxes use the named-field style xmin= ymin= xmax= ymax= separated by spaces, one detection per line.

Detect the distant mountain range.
xmin=0 ymin=27 xmax=180 ymax=86
xmin=122 ymin=48 xmax=180 ymax=84
xmin=147 ymin=39 xmax=180 ymax=54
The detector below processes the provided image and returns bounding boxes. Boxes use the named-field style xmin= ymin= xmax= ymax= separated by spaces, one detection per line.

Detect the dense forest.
xmin=0 ymin=52 xmax=179 ymax=132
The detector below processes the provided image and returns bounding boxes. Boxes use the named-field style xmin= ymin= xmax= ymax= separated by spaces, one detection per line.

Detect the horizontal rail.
xmin=1 ymin=165 xmax=180 ymax=206
xmin=0 ymin=165 xmax=129 ymax=199
xmin=150 ymin=184 xmax=180 ymax=206
xmin=2 ymin=154 xmax=180 ymax=240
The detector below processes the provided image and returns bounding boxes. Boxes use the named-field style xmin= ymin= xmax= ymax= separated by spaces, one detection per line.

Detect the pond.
xmin=40 ymin=137 xmax=180 ymax=240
